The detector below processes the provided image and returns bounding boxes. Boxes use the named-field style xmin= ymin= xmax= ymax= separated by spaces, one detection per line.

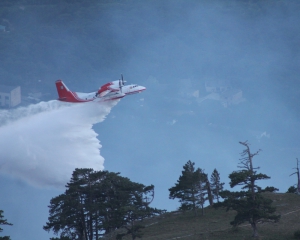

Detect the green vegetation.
xmin=43 ymin=168 xmax=164 ymax=240
xmin=168 ymin=161 xmax=224 ymax=216
xmin=0 ymin=1 xmax=300 ymax=239
xmin=42 ymin=141 xmax=300 ymax=239
xmin=210 ymin=168 xmax=224 ymax=203
xmin=215 ymin=141 xmax=280 ymax=237
xmin=110 ymin=192 xmax=300 ymax=240
xmin=294 ymin=230 xmax=300 ymax=240
xmin=0 ymin=210 xmax=12 ymax=240
xmin=287 ymin=186 xmax=298 ymax=194
xmin=169 ymin=160 xmax=209 ymax=216
xmin=139 ymin=141 xmax=288 ymax=239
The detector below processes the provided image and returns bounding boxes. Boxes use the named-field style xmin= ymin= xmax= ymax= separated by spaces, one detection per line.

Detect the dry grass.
xmin=105 ymin=193 xmax=300 ymax=240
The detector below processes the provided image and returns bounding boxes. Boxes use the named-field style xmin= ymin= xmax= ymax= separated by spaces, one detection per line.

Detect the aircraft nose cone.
xmin=138 ymin=86 xmax=146 ymax=93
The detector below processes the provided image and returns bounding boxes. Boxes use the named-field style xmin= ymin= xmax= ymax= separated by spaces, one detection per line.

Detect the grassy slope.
xmin=107 ymin=193 xmax=300 ymax=240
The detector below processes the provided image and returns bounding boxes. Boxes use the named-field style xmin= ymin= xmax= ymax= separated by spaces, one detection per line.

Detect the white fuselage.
xmin=97 ymin=82 xmax=146 ymax=101
xmin=55 ymin=79 xmax=146 ymax=103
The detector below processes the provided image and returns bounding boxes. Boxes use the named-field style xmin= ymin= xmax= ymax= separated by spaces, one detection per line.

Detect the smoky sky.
xmin=1 ymin=1 xmax=300 ymax=239
xmin=3 ymin=1 xmax=300 ymax=92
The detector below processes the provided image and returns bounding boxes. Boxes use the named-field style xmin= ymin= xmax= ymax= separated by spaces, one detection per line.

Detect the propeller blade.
xmin=119 ymin=80 xmax=122 ymax=92
xmin=121 ymin=73 xmax=126 ymax=86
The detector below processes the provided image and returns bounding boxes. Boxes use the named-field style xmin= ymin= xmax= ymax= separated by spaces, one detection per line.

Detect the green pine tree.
xmin=0 ymin=210 xmax=12 ymax=240
xmin=169 ymin=160 xmax=208 ymax=216
xmin=44 ymin=168 xmax=163 ymax=240
xmin=210 ymin=168 xmax=224 ymax=203
xmin=214 ymin=141 xmax=280 ymax=238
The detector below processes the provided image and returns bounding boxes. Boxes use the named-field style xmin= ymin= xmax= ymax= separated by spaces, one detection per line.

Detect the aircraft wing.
xmin=99 ymin=89 xmax=111 ymax=97
xmin=98 ymin=87 xmax=119 ymax=97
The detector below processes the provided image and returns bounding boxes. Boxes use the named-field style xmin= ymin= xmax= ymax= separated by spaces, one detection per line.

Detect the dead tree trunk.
xmin=290 ymin=158 xmax=300 ymax=193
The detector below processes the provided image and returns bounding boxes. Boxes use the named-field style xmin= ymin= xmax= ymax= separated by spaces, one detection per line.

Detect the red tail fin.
xmin=55 ymin=80 xmax=79 ymax=102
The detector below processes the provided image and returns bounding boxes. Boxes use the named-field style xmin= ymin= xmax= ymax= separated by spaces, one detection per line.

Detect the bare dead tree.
xmin=290 ymin=158 xmax=300 ymax=193
xmin=238 ymin=141 xmax=261 ymax=200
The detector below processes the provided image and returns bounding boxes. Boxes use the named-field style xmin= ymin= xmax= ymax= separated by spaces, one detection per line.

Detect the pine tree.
xmin=118 ymin=185 xmax=164 ymax=240
xmin=287 ymin=185 xmax=297 ymax=193
xmin=210 ymin=168 xmax=224 ymax=203
xmin=0 ymin=210 xmax=12 ymax=240
xmin=169 ymin=160 xmax=208 ymax=216
xmin=205 ymin=174 xmax=214 ymax=206
xmin=195 ymin=169 xmax=208 ymax=215
xmin=214 ymin=141 xmax=280 ymax=238
xmin=44 ymin=168 xmax=163 ymax=240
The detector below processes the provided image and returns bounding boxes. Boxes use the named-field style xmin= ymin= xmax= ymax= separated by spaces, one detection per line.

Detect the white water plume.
xmin=0 ymin=100 xmax=118 ymax=188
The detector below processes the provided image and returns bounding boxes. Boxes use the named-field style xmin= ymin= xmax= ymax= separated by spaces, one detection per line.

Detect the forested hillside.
xmin=108 ymin=192 xmax=300 ymax=240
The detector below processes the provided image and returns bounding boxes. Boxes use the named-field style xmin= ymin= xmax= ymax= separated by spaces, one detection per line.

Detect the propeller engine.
xmin=119 ymin=74 xmax=127 ymax=92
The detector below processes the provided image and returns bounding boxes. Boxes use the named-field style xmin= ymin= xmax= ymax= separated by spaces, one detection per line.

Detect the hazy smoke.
xmin=0 ymin=100 xmax=118 ymax=188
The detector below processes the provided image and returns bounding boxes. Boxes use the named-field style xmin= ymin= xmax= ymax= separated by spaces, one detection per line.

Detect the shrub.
xmin=294 ymin=230 xmax=300 ymax=239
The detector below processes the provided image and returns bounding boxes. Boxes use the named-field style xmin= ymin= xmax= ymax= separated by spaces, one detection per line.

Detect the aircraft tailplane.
xmin=55 ymin=80 xmax=81 ymax=102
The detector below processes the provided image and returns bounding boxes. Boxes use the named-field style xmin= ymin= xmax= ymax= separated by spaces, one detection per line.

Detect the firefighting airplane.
xmin=55 ymin=75 xmax=146 ymax=103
